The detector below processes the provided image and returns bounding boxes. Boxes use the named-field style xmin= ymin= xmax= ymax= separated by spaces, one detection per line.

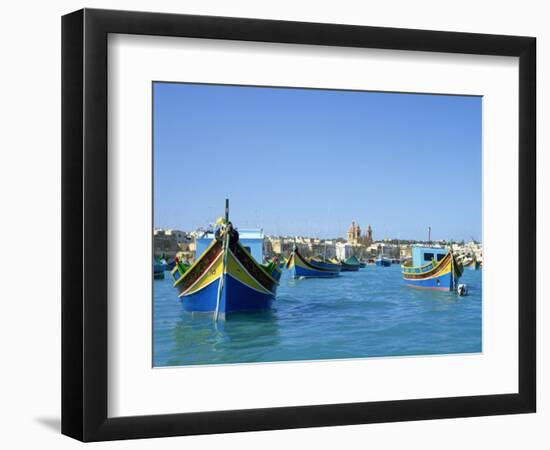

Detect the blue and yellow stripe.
xmin=401 ymin=251 xmax=463 ymax=291
xmin=171 ymin=240 xmax=279 ymax=315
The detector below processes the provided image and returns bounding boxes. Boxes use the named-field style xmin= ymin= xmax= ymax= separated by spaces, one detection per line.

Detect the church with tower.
xmin=347 ymin=221 xmax=373 ymax=246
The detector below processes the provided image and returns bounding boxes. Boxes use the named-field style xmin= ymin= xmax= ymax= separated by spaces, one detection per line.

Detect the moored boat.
xmin=153 ymin=258 xmax=165 ymax=279
xmin=341 ymin=255 xmax=361 ymax=271
xmin=401 ymin=246 xmax=463 ymax=291
xmin=171 ymin=200 xmax=280 ymax=318
xmin=375 ymin=257 xmax=391 ymax=267
xmin=286 ymin=248 xmax=341 ymax=278
xmin=462 ymin=256 xmax=481 ymax=271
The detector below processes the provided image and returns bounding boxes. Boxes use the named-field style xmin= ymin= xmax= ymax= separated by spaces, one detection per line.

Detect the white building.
xmin=335 ymin=242 xmax=354 ymax=260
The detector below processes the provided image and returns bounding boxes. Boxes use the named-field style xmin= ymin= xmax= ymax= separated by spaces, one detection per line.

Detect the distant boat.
xmin=153 ymin=258 xmax=165 ymax=279
xmin=171 ymin=200 xmax=281 ymax=318
xmin=375 ymin=257 xmax=391 ymax=267
xmin=366 ymin=258 xmax=376 ymax=266
xmin=401 ymin=246 xmax=463 ymax=291
xmin=287 ymin=248 xmax=341 ymax=278
xmin=391 ymin=258 xmax=401 ymax=264
xmin=166 ymin=258 xmax=176 ymax=271
xmin=462 ymin=256 xmax=481 ymax=270
xmin=340 ymin=255 xmax=361 ymax=271
xmin=357 ymin=249 xmax=367 ymax=267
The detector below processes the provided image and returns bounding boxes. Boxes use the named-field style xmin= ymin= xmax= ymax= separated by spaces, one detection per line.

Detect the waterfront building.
xmin=371 ymin=242 xmax=401 ymax=259
xmin=347 ymin=221 xmax=373 ymax=247
xmin=153 ymin=228 xmax=190 ymax=258
xmin=336 ymin=242 xmax=354 ymax=260
xmin=347 ymin=221 xmax=362 ymax=244
xmin=265 ymin=236 xmax=300 ymax=258
xmin=312 ymin=240 xmax=337 ymax=259
xmin=399 ymin=244 xmax=412 ymax=259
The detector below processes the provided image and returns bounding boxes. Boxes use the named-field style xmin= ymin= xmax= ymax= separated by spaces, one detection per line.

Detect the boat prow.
xmin=171 ymin=202 xmax=279 ymax=317
xmin=287 ymin=248 xmax=341 ymax=278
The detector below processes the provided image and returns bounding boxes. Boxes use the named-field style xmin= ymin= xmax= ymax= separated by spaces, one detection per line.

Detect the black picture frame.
xmin=62 ymin=8 xmax=536 ymax=442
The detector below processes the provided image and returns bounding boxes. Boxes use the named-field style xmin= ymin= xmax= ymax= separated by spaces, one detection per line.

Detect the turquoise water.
xmin=153 ymin=265 xmax=482 ymax=367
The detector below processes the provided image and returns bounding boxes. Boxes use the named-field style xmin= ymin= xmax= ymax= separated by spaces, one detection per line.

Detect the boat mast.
xmin=214 ymin=198 xmax=230 ymax=322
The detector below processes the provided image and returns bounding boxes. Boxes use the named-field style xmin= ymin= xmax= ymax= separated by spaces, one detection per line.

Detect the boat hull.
xmin=341 ymin=256 xmax=361 ymax=271
xmin=341 ymin=262 xmax=360 ymax=272
xmin=172 ymin=239 xmax=278 ymax=315
xmin=287 ymin=251 xmax=341 ymax=278
xmin=401 ymin=251 xmax=462 ymax=292
xmin=181 ymin=274 xmax=274 ymax=314
xmin=403 ymin=270 xmax=454 ymax=290
xmin=375 ymin=259 xmax=391 ymax=267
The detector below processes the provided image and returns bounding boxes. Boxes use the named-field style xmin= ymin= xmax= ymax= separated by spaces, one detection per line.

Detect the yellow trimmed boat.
xmin=171 ymin=200 xmax=280 ymax=318
xmin=286 ymin=248 xmax=341 ymax=278
xmin=401 ymin=246 xmax=463 ymax=291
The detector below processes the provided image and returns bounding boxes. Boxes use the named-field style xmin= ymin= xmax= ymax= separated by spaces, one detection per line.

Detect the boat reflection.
xmin=168 ymin=310 xmax=280 ymax=366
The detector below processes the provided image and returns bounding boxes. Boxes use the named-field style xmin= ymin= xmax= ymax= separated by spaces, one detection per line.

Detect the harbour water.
xmin=153 ymin=265 xmax=482 ymax=367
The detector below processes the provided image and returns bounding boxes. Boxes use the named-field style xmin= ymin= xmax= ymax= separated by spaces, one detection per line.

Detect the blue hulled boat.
xmin=375 ymin=257 xmax=391 ymax=267
xmin=171 ymin=200 xmax=281 ymax=319
xmin=153 ymin=258 xmax=165 ymax=279
xmin=401 ymin=246 xmax=463 ymax=291
xmin=286 ymin=248 xmax=341 ymax=278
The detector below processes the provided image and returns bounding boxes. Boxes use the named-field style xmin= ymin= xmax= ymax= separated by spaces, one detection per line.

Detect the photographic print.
xmin=152 ymin=82 xmax=482 ymax=368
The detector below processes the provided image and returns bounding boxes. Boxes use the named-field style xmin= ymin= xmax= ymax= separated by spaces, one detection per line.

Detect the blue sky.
xmin=153 ymin=82 xmax=481 ymax=242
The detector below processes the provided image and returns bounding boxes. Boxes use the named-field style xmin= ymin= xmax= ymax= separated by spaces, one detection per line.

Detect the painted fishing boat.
xmin=171 ymin=200 xmax=280 ymax=318
xmin=374 ymin=246 xmax=391 ymax=266
xmin=286 ymin=248 xmax=341 ymax=278
xmin=341 ymin=255 xmax=361 ymax=271
xmin=375 ymin=257 xmax=391 ymax=267
xmin=359 ymin=260 xmax=367 ymax=268
xmin=401 ymin=246 xmax=463 ymax=291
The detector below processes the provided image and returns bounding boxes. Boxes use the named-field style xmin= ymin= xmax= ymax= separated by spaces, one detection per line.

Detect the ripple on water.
xmin=153 ymin=265 xmax=482 ymax=366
